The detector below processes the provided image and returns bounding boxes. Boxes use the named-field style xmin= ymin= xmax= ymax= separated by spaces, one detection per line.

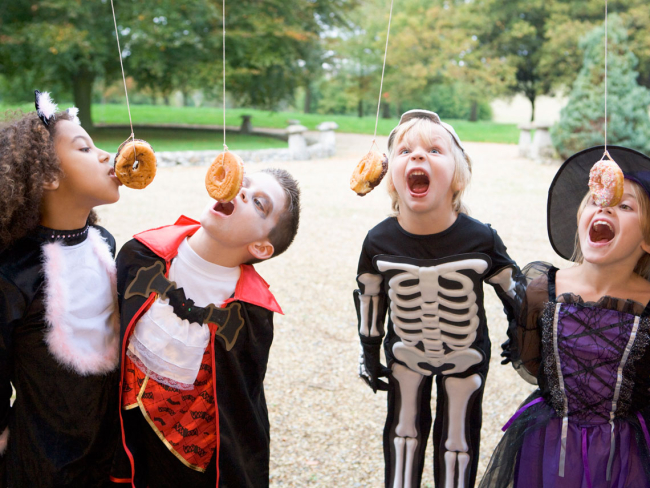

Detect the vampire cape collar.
xmin=133 ymin=215 xmax=283 ymax=314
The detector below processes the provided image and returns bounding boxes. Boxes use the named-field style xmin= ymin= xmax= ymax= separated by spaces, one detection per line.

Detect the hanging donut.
xmin=205 ymin=151 xmax=244 ymax=202
xmin=350 ymin=150 xmax=388 ymax=196
xmin=588 ymin=159 xmax=624 ymax=207
xmin=114 ymin=139 xmax=157 ymax=189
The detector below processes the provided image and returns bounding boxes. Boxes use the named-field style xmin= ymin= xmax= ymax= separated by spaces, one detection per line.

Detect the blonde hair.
xmin=385 ymin=117 xmax=472 ymax=215
xmin=571 ymin=181 xmax=650 ymax=279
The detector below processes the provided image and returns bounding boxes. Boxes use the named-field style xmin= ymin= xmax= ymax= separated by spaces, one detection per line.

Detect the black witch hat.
xmin=548 ymin=145 xmax=650 ymax=260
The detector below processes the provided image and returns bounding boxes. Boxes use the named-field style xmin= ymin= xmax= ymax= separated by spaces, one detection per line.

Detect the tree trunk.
xmin=304 ymin=84 xmax=312 ymax=114
xmin=163 ymin=95 xmax=170 ymax=106
xmin=469 ymin=100 xmax=478 ymax=122
xmin=382 ymin=102 xmax=390 ymax=119
xmin=358 ymin=100 xmax=363 ymax=118
xmin=529 ymin=96 xmax=536 ymax=122
xmin=182 ymin=89 xmax=192 ymax=107
xmin=72 ymin=67 xmax=95 ymax=131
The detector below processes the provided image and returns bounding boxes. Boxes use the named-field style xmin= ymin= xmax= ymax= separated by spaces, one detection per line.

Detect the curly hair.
xmin=0 ymin=110 xmax=97 ymax=249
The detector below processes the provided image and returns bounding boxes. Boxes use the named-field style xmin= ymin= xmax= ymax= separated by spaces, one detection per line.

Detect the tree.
xmin=551 ymin=16 xmax=650 ymax=158
xmin=469 ymin=0 xmax=551 ymax=121
xmin=0 ymin=0 xmax=350 ymax=127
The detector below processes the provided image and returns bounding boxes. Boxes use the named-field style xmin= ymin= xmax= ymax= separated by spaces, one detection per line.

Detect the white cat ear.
xmin=34 ymin=90 xmax=58 ymax=126
xmin=67 ymin=107 xmax=81 ymax=125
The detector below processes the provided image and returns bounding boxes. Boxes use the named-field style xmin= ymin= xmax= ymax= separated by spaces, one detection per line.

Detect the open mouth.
xmin=213 ymin=200 xmax=235 ymax=216
xmin=589 ymin=220 xmax=615 ymax=243
xmin=108 ymin=167 xmax=122 ymax=185
xmin=408 ymin=170 xmax=430 ymax=195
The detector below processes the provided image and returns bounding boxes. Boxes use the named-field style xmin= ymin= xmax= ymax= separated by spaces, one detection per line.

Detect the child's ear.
xmin=641 ymin=240 xmax=650 ymax=255
xmin=43 ymin=177 xmax=59 ymax=191
xmin=248 ymin=240 xmax=275 ymax=261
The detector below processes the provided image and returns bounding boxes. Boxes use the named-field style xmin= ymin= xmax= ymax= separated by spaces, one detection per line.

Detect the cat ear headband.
xmin=34 ymin=90 xmax=81 ymax=127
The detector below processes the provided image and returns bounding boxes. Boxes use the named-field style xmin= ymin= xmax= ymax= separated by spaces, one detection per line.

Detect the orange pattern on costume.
xmin=122 ymin=334 xmax=217 ymax=472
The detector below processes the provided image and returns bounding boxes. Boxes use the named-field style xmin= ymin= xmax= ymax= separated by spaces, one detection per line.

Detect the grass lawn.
xmin=90 ymin=127 xmax=286 ymax=153
xmin=1 ymin=102 xmax=520 ymax=144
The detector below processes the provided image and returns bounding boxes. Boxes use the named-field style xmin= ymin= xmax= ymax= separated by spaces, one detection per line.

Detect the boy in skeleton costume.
xmin=111 ymin=169 xmax=300 ymax=488
xmin=354 ymin=110 xmax=520 ymax=488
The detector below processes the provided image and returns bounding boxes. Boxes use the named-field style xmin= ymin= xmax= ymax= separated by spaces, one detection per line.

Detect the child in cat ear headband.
xmin=0 ymin=90 xmax=122 ymax=486
xmin=482 ymin=146 xmax=650 ymax=488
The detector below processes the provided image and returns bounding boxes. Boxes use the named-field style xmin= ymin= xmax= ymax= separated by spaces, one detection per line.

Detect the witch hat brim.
xmin=548 ymin=145 xmax=650 ymax=260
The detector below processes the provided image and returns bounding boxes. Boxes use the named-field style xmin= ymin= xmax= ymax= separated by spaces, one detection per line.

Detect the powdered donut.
xmin=350 ymin=150 xmax=388 ymax=196
xmin=588 ymin=159 xmax=624 ymax=207
xmin=114 ymin=139 xmax=157 ymax=189
xmin=205 ymin=151 xmax=244 ymax=202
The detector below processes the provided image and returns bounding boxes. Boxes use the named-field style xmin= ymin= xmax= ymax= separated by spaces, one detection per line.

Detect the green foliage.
xmin=0 ymin=0 xmax=351 ymax=125
xmin=551 ymin=16 xmax=650 ymax=158
xmin=401 ymin=84 xmax=492 ymax=121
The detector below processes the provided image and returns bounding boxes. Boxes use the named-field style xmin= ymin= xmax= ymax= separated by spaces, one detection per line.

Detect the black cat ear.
xmin=34 ymin=90 xmax=58 ymax=127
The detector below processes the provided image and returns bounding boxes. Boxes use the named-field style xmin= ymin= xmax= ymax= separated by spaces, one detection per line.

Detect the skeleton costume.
xmin=354 ymin=110 xmax=520 ymax=488
xmin=111 ymin=217 xmax=281 ymax=488
xmin=481 ymin=146 xmax=650 ymax=488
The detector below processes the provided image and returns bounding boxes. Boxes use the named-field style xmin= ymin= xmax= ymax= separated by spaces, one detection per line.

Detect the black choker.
xmin=36 ymin=224 xmax=90 ymax=246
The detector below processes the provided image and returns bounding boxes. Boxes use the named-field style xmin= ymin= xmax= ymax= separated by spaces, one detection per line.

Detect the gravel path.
xmin=96 ymin=133 xmax=567 ymax=487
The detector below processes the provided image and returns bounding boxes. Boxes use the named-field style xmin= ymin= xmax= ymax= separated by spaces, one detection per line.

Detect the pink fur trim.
xmin=0 ymin=427 xmax=8 ymax=455
xmin=42 ymin=228 xmax=120 ymax=375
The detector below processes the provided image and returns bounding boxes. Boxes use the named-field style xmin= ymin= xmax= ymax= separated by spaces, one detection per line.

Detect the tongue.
xmin=410 ymin=175 xmax=429 ymax=194
xmin=591 ymin=225 xmax=614 ymax=242
xmin=215 ymin=201 xmax=234 ymax=216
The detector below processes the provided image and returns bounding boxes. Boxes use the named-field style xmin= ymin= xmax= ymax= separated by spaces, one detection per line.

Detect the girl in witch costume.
xmin=354 ymin=110 xmax=522 ymax=488
xmin=480 ymin=146 xmax=650 ymax=488
xmin=0 ymin=92 xmax=122 ymax=487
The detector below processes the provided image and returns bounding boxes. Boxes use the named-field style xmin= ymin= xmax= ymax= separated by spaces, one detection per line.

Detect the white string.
xmin=371 ymin=0 xmax=395 ymax=150
xmin=222 ymin=0 xmax=228 ymax=151
xmin=605 ymin=0 xmax=607 ymax=154
xmin=110 ymin=0 xmax=137 ymax=163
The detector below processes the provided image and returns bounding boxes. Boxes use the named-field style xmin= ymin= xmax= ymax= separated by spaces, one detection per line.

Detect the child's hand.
xmin=358 ymin=336 xmax=390 ymax=393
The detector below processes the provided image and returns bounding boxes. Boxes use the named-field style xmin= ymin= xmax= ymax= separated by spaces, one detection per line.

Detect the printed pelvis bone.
xmin=376 ymin=258 xmax=488 ymax=376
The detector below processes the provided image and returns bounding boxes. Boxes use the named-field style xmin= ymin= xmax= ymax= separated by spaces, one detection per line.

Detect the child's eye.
xmin=254 ymin=198 xmax=264 ymax=210
xmin=430 ymin=148 xmax=440 ymax=154
xmin=80 ymin=147 xmax=91 ymax=153
xmin=619 ymin=203 xmax=633 ymax=211
xmin=400 ymin=149 xmax=410 ymax=155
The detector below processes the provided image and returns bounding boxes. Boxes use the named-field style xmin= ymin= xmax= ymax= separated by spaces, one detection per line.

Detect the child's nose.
xmin=410 ymin=150 xmax=425 ymax=161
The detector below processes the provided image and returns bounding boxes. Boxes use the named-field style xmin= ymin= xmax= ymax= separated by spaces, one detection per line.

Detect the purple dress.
xmin=480 ymin=263 xmax=650 ymax=488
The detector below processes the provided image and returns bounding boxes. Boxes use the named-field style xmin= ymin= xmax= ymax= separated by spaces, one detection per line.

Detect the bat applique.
xmin=124 ymin=261 xmax=176 ymax=300
xmin=125 ymin=262 xmax=246 ymax=350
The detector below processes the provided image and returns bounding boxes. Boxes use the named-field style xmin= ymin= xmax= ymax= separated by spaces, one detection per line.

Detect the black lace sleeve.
xmin=507 ymin=261 xmax=555 ymax=384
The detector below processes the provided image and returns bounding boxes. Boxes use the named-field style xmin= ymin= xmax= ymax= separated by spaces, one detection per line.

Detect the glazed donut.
xmin=350 ymin=150 xmax=388 ymax=196
xmin=588 ymin=159 xmax=624 ymax=207
xmin=115 ymin=139 xmax=157 ymax=189
xmin=205 ymin=151 xmax=244 ymax=202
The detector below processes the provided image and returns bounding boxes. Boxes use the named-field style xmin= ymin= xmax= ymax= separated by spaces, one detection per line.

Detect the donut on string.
xmin=350 ymin=150 xmax=388 ymax=196
xmin=588 ymin=156 xmax=624 ymax=207
xmin=114 ymin=139 xmax=157 ymax=190
xmin=205 ymin=151 xmax=244 ymax=202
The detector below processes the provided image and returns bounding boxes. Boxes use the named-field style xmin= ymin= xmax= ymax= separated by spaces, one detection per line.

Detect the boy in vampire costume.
xmin=354 ymin=110 xmax=522 ymax=488
xmin=111 ymin=169 xmax=300 ymax=488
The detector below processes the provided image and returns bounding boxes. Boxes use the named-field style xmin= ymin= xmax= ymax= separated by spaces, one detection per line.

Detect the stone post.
xmin=530 ymin=124 xmax=554 ymax=162
xmin=240 ymin=115 xmax=252 ymax=134
xmin=318 ymin=122 xmax=339 ymax=156
xmin=287 ymin=124 xmax=309 ymax=160
xmin=517 ymin=123 xmax=533 ymax=158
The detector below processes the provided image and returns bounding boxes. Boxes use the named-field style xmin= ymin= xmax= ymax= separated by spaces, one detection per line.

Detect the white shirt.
xmin=128 ymin=238 xmax=240 ymax=389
